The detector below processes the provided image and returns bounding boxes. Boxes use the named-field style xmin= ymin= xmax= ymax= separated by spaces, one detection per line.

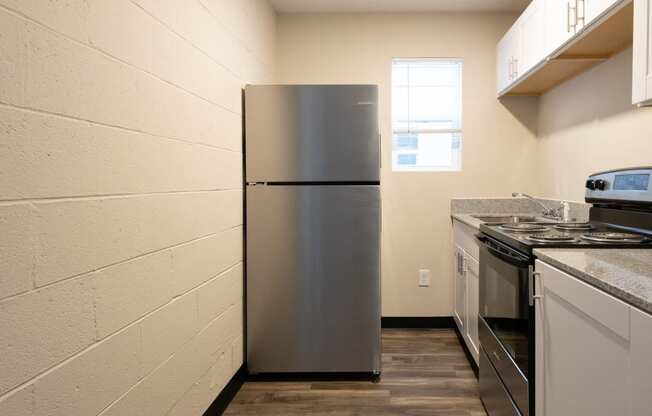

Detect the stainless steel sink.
xmin=471 ymin=215 xmax=541 ymax=224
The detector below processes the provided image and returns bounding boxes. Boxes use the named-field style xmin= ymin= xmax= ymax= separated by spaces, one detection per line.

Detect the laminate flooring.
xmin=224 ymin=329 xmax=487 ymax=415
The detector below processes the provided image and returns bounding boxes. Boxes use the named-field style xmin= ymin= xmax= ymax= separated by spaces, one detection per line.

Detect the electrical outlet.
xmin=418 ymin=269 xmax=431 ymax=287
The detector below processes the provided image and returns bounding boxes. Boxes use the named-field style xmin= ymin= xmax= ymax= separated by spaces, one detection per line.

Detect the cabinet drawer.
xmin=453 ymin=219 xmax=479 ymax=260
xmin=535 ymin=260 xmax=630 ymax=341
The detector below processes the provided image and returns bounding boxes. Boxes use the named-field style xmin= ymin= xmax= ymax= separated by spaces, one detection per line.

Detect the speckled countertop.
xmin=450 ymin=197 xmax=590 ymax=230
xmin=452 ymin=213 xmax=534 ymax=230
xmin=534 ymin=249 xmax=652 ymax=315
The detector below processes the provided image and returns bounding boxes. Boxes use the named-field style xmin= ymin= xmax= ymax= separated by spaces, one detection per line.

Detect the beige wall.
xmin=0 ymin=0 xmax=275 ymax=414
xmin=276 ymin=13 xmax=540 ymax=317
xmin=537 ymin=48 xmax=652 ymax=201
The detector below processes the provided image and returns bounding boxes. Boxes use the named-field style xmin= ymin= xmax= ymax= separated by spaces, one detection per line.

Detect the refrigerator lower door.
xmin=246 ymin=185 xmax=381 ymax=373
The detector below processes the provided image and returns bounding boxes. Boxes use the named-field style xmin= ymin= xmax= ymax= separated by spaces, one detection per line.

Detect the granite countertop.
xmin=451 ymin=213 xmax=534 ymax=230
xmin=450 ymin=197 xmax=590 ymax=230
xmin=452 ymin=213 xmax=487 ymax=229
xmin=534 ymin=249 xmax=652 ymax=315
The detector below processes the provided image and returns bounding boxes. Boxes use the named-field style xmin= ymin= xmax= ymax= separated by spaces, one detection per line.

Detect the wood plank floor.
xmin=224 ymin=329 xmax=487 ymax=415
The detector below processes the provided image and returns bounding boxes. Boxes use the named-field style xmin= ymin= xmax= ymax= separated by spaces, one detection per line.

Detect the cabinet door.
xmin=497 ymin=26 xmax=520 ymax=93
xmin=464 ymin=254 xmax=479 ymax=364
xmin=535 ymin=260 xmax=631 ymax=416
xmin=453 ymin=246 xmax=466 ymax=334
xmin=519 ymin=0 xmax=546 ymax=74
xmin=545 ymin=0 xmax=576 ymax=55
xmin=584 ymin=0 xmax=621 ymax=26
xmin=497 ymin=34 xmax=512 ymax=93
xmin=630 ymin=307 xmax=652 ymax=415
xmin=633 ymin=0 xmax=652 ymax=105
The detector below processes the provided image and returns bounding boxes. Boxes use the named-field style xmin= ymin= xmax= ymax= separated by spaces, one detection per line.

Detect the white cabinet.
xmin=584 ymin=0 xmax=621 ymax=25
xmin=544 ymin=0 xmax=620 ymax=55
xmin=452 ymin=219 xmax=479 ymax=365
xmin=464 ymin=254 xmax=479 ymax=361
xmin=497 ymin=0 xmax=545 ymax=93
xmin=453 ymin=245 xmax=466 ymax=334
xmin=519 ymin=0 xmax=547 ymax=74
xmin=630 ymin=307 xmax=652 ymax=414
xmin=633 ymin=0 xmax=652 ymax=105
xmin=497 ymin=25 xmax=520 ymax=93
xmin=535 ymin=260 xmax=652 ymax=416
xmin=498 ymin=0 xmax=631 ymax=96
xmin=544 ymin=0 xmax=577 ymax=55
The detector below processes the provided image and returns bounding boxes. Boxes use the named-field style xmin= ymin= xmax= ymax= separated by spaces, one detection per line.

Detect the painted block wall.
xmin=0 ymin=0 xmax=276 ymax=414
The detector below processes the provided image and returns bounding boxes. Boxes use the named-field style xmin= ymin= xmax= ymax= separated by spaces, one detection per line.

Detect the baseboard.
xmin=453 ymin=325 xmax=479 ymax=378
xmin=203 ymin=364 xmax=247 ymax=416
xmin=381 ymin=316 xmax=456 ymax=329
xmin=247 ymin=372 xmax=379 ymax=382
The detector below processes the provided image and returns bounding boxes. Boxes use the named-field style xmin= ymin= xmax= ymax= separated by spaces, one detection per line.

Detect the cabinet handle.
xmin=528 ymin=266 xmax=543 ymax=306
xmin=514 ymin=59 xmax=518 ymax=78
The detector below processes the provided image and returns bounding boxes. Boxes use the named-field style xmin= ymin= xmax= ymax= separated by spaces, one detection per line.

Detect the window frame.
xmin=391 ymin=58 xmax=464 ymax=172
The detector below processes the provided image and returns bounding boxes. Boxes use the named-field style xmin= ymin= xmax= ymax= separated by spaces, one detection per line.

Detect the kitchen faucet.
xmin=512 ymin=192 xmax=570 ymax=221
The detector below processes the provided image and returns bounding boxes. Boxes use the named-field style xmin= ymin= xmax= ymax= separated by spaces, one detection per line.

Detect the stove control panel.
xmin=586 ymin=167 xmax=652 ymax=204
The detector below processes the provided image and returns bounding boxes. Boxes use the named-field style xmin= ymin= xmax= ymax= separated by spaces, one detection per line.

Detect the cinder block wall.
xmin=0 ymin=1 xmax=275 ymax=414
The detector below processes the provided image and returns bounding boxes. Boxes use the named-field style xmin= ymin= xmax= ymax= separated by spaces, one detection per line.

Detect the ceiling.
xmin=269 ymin=0 xmax=531 ymax=14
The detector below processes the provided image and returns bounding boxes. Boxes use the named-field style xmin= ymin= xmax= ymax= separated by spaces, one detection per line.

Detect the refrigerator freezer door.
xmin=246 ymin=185 xmax=381 ymax=373
xmin=245 ymin=85 xmax=380 ymax=183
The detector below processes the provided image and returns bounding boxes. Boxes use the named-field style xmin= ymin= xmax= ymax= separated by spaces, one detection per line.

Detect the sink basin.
xmin=472 ymin=215 xmax=540 ymax=224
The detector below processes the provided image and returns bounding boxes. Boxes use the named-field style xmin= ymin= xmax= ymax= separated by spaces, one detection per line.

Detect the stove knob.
xmin=586 ymin=179 xmax=596 ymax=190
xmin=595 ymin=179 xmax=606 ymax=191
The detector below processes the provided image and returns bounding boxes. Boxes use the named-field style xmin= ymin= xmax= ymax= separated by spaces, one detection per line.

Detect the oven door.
xmin=478 ymin=234 xmax=532 ymax=416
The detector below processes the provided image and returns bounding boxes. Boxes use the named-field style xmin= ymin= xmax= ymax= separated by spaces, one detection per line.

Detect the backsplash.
xmin=451 ymin=197 xmax=590 ymax=221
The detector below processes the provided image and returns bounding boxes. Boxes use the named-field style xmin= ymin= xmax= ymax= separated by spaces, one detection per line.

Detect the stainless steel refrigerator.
xmin=245 ymin=85 xmax=381 ymax=374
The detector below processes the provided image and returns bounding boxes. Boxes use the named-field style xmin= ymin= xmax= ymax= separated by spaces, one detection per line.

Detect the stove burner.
xmin=553 ymin=222 xmax=595 ymax=231
xmin=580 ymin=232 xmax=647 ymax=243
xmin=499 ymin=223 xmax=550 ymax=233
xmin=527 ymin=233 xmax=578 ymax=243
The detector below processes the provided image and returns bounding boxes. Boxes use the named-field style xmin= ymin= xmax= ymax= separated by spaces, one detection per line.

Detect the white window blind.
xmin=391 ymin=59 xmax=463 ymax=171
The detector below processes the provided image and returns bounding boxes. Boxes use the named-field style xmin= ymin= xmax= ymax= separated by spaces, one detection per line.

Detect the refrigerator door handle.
xmin=379 ymin=133 xmax=382 ymax=170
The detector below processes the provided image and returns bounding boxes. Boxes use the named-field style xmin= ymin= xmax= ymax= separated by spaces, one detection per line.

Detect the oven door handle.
xmin=485 ymin=244 xmax=530 ymax=268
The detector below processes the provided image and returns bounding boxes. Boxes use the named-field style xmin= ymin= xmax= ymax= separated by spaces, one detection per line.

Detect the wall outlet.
xmin=418 ymin=269 xmax=431 ymax=287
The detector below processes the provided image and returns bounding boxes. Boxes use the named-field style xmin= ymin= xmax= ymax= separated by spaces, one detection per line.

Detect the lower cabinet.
xmin=452 ymin=219 xmax=480 ymax=365
xmin=465 ymin=255 xmax=480 ymax=361
xmin=630 ymin=307 xmax=652 ymax=414
xmin=535 ymin=260 xmax=652 ymax=416
xmin=453 ymin=245 xmax=467 ymax=335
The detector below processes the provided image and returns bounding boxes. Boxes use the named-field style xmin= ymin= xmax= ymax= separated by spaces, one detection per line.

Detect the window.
xmin=391 ymin=59 xmax=463 ymax=171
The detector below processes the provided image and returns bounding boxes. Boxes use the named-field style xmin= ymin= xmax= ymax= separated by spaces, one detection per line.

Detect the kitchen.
xmin=0 ymin=1 xmax=651 ymax=416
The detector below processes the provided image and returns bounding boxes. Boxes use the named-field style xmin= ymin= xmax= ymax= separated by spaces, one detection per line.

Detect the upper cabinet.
xmin=497 ymin=0 xmax=545 ymax=92
xmin=520 ymin=0 xmax=547 ymax=73
xmin=585 ymin=0 xmax=623 ymax=24
xmin=632 ymin=0 xmax=652 ymax=105
xmin=544 ymin=0 xmax=577 ymax=55
xmin=497 ymin=26 xmax=520 ymax=93
xmin=497 ymin=0 xmax=633 ymax=97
